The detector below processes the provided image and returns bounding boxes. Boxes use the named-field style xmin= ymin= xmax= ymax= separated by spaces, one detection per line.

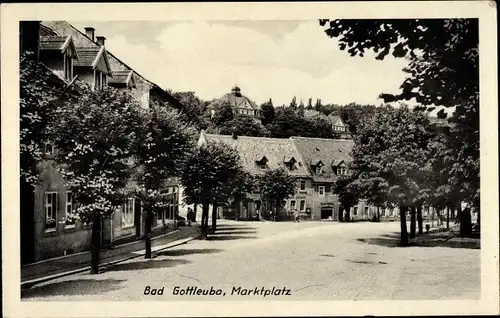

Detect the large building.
xmin=20 ymin=21 xmax=182 ymax=263
xmin=209 ymin=86 xmax=262 ymax=123
xmin=197 ymin=131 xmax=400 ymax=222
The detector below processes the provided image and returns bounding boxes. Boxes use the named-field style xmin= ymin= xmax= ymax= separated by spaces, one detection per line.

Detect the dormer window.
xmin=283 ymin=156 xmax=297 ymax=171
xmin=332 ymin=160 xmax=348 ymax=175
xmin=94 ymin=70 xmax=107 ymax=89
xmin=255 ymin=155 xmax=268 ymax=169
xmin=311 ymin=159 xmax=324 ymax=174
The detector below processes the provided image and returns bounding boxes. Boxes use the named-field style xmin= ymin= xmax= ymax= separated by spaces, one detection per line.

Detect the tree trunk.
xmin=144 ymin=206 xmax=152 ymax=259
xmin=399 ymin=205 xmax=409 ymax=246
xmin=459 ymin=205 xmax=472 ymax=238
xmin=235 ymin=200 xmax=240 ymax=221
xmin=446 ymin=206 xmax=450 ymax=230
xmin=201 ymin=202 xmax=209 ymax=239
xmin=338 ymin=206 xmax=344 ymax=222
xmin=417 ymin=206 xmax=423 ymax=235
xmin=90 ymin=212 xmax=101 ymax=274
xmin=409 ymin=206 xmax=416 ymax=239
xmin=211 ymin=203 xmax=218 ymax=233
xmin=345 ymin=206 xmax=351 ymax=222
xmin=377 ymin=206 xmax=380 ymax=222
xmin=193 ymin=204 xmax=198 ymax=222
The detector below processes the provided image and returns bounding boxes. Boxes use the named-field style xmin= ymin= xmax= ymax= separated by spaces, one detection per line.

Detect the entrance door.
xmin=321 ymin=208 xmax=333 ymax=220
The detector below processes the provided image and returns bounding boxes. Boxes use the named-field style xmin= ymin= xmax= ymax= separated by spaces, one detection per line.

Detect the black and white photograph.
xmin=1 ymin=1 xmax=498 ymax=317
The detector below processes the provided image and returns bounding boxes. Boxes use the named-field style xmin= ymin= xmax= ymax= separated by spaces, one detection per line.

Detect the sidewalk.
xmin=21 ymin=224 xmax=201 ymax=289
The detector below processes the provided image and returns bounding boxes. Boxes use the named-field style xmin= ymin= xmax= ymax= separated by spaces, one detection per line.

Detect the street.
xmin=22 ymin=220 xmax=480 ymax=301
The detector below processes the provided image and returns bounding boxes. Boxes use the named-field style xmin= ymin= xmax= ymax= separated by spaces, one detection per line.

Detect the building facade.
xmin=196 ymin=132 xmax=399 ymax=222
xmin=21 ymin=21 xmax=182 ymax=263
xmin=209 ymin=86 xmax=262 ymax=123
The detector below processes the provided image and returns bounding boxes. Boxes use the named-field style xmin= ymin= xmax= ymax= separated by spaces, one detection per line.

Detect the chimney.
xmin=96 ymin=36 xmax=106 ymax=46
xmin=84 ymin=27 xmax=95 ymax=41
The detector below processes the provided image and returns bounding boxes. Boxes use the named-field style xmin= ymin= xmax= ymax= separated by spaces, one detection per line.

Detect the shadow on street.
xmin=214 ymin=225 xmax=257 ymax=231
xmin=156 ymin=248 xmax=224 ymax=257
xmin=21 ymin=278 xmax=126 ymax=299
xmin=102 ymin=258 xmax=192 ymax=273
xmin=357 ymin=231 xmax=479 ymax=249
xmin=212 ymin=230 xmax=258 ymax=235
xmin=207 ymin=234 xmax=258 ymax=241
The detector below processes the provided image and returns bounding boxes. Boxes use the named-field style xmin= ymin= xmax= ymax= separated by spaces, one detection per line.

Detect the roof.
xmin=108 ymin=70 xmax=134 ymax=85
xmin=199 ymin=133 xmax=310 ymax=177
xmin=39 ymin=36 xmax=67 ymax=50
xmin=40 ymin=24 xmax=59 ymax=36
xmin=73 ymin=46 xmax=100 ymax=67
xmin=290 ymin=137 xmax=354 ymax=183
xmin=328 ymin=114 xmax=345 ymax=126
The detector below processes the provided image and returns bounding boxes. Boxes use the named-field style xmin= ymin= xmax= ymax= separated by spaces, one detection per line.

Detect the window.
xmin=381 ymin=207 xmax=386 ymax=217
xmin=44 ymin=192 xmax=57 ymax=232
xmin=122 ymin=198 xmax=135 ymax=228
xmin=315 ymin=166 xmax=323 ymax=174
xmin=94 ymin=70 xmax=102 ymax=89
xmin=65 ymin=192 xmax=77 ymax=228
xmin=337 ymin=166 xmax=347 ymax=175
xmin=290 ymin=200 xmax=296 ymax=211
xmin=63 ymin=53 xmax=72 ymax=80
xmin=318 ymin=186 xmax=325 ymax=196
xmin=299 ymin=180 xmax=306 ymax=191
xmin=299 ymin=200 xmax=306 ymax=211
xmin=353 ymin=206 xmax=358 ymax=216
xmin=44 ymin=141 xmax=55 ymax=155
xmin=102 ymin=73 xmax=107 ymax=87
xmin=364 ymin=206 xmax=369 ymax=216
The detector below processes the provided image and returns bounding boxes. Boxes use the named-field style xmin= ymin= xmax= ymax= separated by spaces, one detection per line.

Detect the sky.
xmin=69 ymin=20 xmax=413 ymax=107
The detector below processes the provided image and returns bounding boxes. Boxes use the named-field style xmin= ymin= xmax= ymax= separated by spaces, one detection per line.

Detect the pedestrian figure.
xmin=187 ymin=208 xmax=193 ymax=226
xmin=293 ymin=210 xmax=300 ymax=223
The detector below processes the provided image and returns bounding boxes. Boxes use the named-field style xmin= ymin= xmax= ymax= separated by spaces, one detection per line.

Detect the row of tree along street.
xmin=20 ymin=51 xmax=298 ymax=273
xmin=320 ymin=18 xmax=479 ymax=245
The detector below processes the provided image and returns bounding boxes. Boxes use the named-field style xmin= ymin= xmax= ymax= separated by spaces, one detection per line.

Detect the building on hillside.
xmin=20 ymin=21 xmax=183 ymax=263
xmin=302 ymin=109 xmax=351 ymax=139
xmin=209 ymin=86 xmax=262 ymax=123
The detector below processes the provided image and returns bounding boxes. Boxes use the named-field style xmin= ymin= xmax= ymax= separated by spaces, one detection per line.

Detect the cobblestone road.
xmin=22 ymin=220 xmax=480 ymax=301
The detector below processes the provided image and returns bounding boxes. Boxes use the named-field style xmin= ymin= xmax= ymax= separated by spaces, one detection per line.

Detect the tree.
xmin=309 ymin=116 xmax=337 ymax=139
xmin=53 ymin=86 xmax=143 ymax=273
xmin=298 ymin=99 xmax=305 ymax=117
xmin=260 ymin=99 xmax=276 ymax=126
xmin=337 ymin=103 xmax=377 ymax=135
xmin=289 ymin=96 xmax=298 ymax=109
xmin=19 ymin=51 xmax=83 ymax=264
xmin=132 ymin=104 xmax=196 ymax=258
xmin=171 ymin=91 xmax=208 ymax=130
xmin=333 ymin=176 xmax=360 ymax=222
xmin=217 ymin=115 xmax=269 ymax=137
xmin=257 ymin=168 xmax=297 ymax=221
xmin=314 ymin=98 xmax=322 ymax=111
xmin=211 ymin=101 xmax=234 ymax=126
xmin=319 ymin=19 xmax=479 ymax=235
xmin=230 ymin=171 xmax=257 ymax=221
xmin=307 ymin=98 xmax=313 ymax=110
xmin=348 ymin=105 xmax=435 ymax=245
xmin=180 ymin=141 xmax=243 ymax=238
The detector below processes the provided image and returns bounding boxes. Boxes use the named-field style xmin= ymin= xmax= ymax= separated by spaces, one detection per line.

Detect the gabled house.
xmin=39 ymin=35 xmax=78 ymax=82
xmin=196 ymin=131 xmax=309 ymax=220
xmin=209 ymin=86 xmax=262 ymax=123
xmin=21 ymin=21 xmax=185 ymax=263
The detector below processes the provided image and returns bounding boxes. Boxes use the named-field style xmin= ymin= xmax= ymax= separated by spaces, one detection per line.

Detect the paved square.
xmin=22 ymin=220 xmax=480 ymax=301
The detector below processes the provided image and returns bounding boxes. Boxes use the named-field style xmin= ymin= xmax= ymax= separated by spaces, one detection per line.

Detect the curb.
xmin=21 ymin=232 xmax=201 ymax=291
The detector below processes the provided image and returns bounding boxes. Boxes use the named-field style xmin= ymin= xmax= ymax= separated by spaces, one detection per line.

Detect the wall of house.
xmin=33 ymin=160 xmax=92 ymax=261
xmin=40 ymin=51 xmax=63 ymax=74
xmin=74 ymin=67 xmax=94 ymax=86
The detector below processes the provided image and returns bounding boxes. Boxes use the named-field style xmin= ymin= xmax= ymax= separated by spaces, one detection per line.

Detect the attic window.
xmin=283 ymin=156 xmax=297 ymax=171
xmin=311 ymin=159 xmax=324 ymax=174
xmin=255 ymin=156 xmax=268 ymax=169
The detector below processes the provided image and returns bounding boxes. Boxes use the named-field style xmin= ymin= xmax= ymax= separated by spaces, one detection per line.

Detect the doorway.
xmin=321 ymin=208 xmax=333 ymax=220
